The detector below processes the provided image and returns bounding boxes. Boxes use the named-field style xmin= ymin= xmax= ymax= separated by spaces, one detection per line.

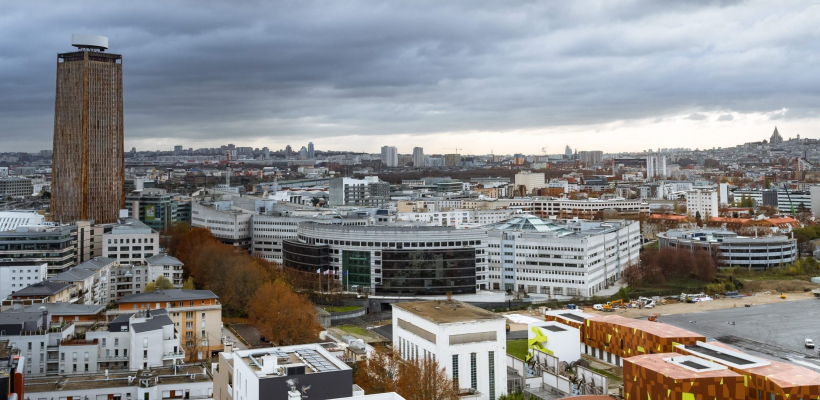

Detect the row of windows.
xmin=107 ymin=237 xmax=155 ymax=244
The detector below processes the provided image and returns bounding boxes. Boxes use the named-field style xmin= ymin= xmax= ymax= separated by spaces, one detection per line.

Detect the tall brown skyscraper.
xmin=51 ymin=34 xmax=124 ymax=224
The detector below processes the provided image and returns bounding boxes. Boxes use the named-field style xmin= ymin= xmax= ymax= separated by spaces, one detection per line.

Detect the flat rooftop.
xmin=24 ymin=364 xmax=211 ymax=392
xmin=393 ymin=300 xmax=505 ymax=324
xmin=685 ymin=344 xmax=758 ymax=366
xmin=626 ymin=353 xmax=739 ymax=380
xmin=235 ymin=344 xmax=349 ymax=378
xmin=595 ymin=315 xmax=705 ymax=340
xmin=689 ymin=341 xmax=820 ymax=389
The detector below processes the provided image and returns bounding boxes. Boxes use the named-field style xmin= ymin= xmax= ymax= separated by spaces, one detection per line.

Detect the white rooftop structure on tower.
xmin=71 ymin=33 xmax=109 ymax=50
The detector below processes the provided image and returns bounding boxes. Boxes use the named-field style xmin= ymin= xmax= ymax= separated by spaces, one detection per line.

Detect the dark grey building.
xmin=0 ymin=225 xmax=77 ymax=276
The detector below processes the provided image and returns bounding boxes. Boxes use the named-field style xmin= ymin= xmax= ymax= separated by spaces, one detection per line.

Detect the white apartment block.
xmin=191 ymin=200 xmax=253 ymax=249
xmin=103 ymin=218 xmax=160 ymax=264
xmin=514 ymin=171 xmax=546 ymax=192
xmin=393 ymin=301 xmax=507 ymax=400
xmin=646 ymin=155 xmax=667 ymax=179
xmin=486 ymin=215 xmax=641 ymax=297
xmin=412 ymin=147 xmax=424 ymax=168
xmin=0 ymin=260 xmax=47 ymax=300
xmin=381 ymin=146 xmax=399 ymax=167
xmin=685 ymin=189 xmax=719 ymax=219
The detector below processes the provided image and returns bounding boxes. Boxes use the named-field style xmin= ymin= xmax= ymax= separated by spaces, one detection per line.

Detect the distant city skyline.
xmin=1 ymin=1 xmax=819 ymax=153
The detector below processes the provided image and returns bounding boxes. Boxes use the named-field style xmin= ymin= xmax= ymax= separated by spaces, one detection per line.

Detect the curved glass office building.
xmin=282 ymin=222 xmax=488 ymax=295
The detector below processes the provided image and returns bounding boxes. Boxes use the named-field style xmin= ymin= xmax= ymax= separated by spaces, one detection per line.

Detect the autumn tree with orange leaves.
xmin=354 ymin=346 xmax=458 ymax=400
xmin=247 ymin=281 xmax=323 ymax=345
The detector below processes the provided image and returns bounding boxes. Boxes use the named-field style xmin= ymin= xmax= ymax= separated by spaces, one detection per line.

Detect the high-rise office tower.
xmin=412 ymin=147 xmax=424 ymax=168
xmin=51 ymin=34 xmax=124 ymax=224
xmin=307 ymin=142 xmax=315 ymax=159
xmin=285 ymin=145 xmax=292 ymax=159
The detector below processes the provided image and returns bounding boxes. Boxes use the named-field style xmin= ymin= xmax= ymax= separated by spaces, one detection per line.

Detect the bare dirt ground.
xmin=597 ymin=290 xmax=817 ymax=319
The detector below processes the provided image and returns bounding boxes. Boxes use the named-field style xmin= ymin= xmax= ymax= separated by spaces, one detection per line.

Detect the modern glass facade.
xmin=378 ymin=248 xmax=476 ymax=295
xmin=342 ymin=250 xmax=371 ymax=289
xmin=282 ymin=240 xmax=330 ymax=272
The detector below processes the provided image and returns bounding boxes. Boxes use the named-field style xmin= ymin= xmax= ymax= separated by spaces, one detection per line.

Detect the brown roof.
xmin=649 ymin=214 xmax=687 ymax=221
xmin=627 ymin=353 xmax=741 ymax=380
xmin=595 ymin=315 xmax=704 ymax=340
xmin=704 ymin=342 xmax=820 ymax=388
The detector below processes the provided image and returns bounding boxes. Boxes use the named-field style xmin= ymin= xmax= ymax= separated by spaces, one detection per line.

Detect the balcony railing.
xmin=162 ymin=351 xmax=185 ymax=360
xmin=97 ymin=355 xmax=129 ymax=362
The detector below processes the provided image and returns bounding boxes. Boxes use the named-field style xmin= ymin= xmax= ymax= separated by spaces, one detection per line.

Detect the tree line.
xmin=624 ymin=246 xmax=718 ymax=286
xmin=170 ymin=226 xmax=323 ymax=346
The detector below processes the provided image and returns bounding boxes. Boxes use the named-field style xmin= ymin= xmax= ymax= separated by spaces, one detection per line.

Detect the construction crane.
xmin=782 ymin=183 xmax=796 ymax=216
xmin=449 ymin=147 xmax=462 ymax=154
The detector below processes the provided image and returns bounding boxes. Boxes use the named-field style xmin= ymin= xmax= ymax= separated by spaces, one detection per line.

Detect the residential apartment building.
xmin=9 ymin=281 xmax=72 ymax=304
xmin=102 ymin=218 xmax=160 ymax=264
xmin=0 ymin=177 xmax=33 ymax=198
xmin=685 ymin=189 xmax=718 ymax=219
xmin=328 ymin=177 xmax=390 ymax=207
xmin=110 ymin=290 xmax=223 ymax=360
xmin=393 ymin=301 xmax=507 ymax=400
xmin=514 ymin=171 xmax=546 ymax=192
xmin=0 ymin=260 xmax=47 ymax=300
xmin=486 ymin=215 xmax=641 ymax=297
xmin=381 ymin=146 xmax=399 ymax=167
xmin=412 ymin=147 xmax=424 ymax=168
xmin=577 ymin=150 xmax=603 ymax=166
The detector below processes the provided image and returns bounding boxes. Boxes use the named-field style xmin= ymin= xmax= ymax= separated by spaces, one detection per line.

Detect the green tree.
xmin=143 ymin=282 xmax=156 ymax=292
xmin=182 ymin=277 xmax=196 ymax=290
xmin=154 ymin=276 xmax=175 ymax=291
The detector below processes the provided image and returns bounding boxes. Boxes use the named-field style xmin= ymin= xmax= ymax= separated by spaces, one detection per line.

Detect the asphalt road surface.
xmin=658 ymin=298 xmax=820 ymax=371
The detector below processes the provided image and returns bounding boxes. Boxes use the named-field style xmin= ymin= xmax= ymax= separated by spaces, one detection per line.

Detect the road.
xmin=658 ymin=299 xmax=820 ymax=371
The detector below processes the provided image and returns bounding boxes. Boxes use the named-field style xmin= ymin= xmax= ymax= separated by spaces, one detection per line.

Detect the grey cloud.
xmin=686 ymin=113 xmax=708 ymax=121
xmin=717 ymin=114 xmax=734 ymax=121
xmin=0 ymin=0 xmax=819 ymax=151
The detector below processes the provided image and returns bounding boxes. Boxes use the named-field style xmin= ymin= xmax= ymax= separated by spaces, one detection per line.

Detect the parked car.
xmin=805 ymin=339 xmax=814 ymax=348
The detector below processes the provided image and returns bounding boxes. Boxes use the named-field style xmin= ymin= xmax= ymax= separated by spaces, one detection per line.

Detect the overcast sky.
xmin=1 ymin=0 xmax=819 ymax=154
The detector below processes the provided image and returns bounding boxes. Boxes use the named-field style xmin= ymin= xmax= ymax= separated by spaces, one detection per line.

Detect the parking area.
xmin=230 ymin=323 xmax=268 ymax=348
xmin=659 ymin=299 xmax=820 ymax=371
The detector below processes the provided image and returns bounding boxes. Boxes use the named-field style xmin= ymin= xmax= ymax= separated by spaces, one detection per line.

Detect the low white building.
xmin=392 ymin=300 xmax=507 ymax=400
xmin=0 ymin=260 xmax=47 ymax=300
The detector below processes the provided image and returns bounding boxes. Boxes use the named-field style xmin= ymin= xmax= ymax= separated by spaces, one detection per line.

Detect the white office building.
xmin=393 ymin=300 xmax=507 ymax=400
xmin=191 ymin=200 xmax=253 ymax=249
xmin=486 ymin=215 xmax=641 ymax=297
xmin=0 ymin=260 xmax=47 ymax=300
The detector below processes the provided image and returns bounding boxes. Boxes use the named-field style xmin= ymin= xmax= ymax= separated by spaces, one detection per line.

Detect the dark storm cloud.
xmin=1 ymin=0 xmax=819 ymax=151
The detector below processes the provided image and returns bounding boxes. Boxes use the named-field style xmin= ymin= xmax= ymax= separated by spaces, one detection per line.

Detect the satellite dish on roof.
xmin=71 ymin=34 xmax=109 ymax=51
